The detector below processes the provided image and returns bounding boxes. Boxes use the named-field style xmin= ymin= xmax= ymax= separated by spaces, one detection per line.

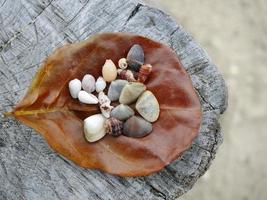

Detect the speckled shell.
xmin=138 ymin=64 xmax=152 ymax=83
xmin=105 ymin=117 xmax=123 ymax=137
xmin=117 ymin=69 xmax=137 ymax=82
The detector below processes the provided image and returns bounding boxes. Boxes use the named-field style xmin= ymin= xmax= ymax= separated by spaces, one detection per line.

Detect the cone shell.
xmin=105 ymin=117 xmax=123 ymax=137
xmin=69 ymin=79 xmax=81 ymax=98
xmin=95 ymin=76 xmax=106 ymax=93
xmin=102 ymin=59 xmax=117 ymax=82
xmin=138 ymin=64 xmax=152 ymax=83
xmin=117 ymin=69 xmax=136 ymax=82
xmin=78 ymin=91 xmax=98 ymax=104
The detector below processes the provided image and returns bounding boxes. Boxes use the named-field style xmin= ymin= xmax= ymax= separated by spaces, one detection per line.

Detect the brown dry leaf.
xmin=6 ymin=33 xmax=202 ymax=177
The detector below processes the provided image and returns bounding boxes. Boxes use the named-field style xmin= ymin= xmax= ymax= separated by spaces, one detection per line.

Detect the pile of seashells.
xmin=68 ymin=44 xmax=160 ymax=142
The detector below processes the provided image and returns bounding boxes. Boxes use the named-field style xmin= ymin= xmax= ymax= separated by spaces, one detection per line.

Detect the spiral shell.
xmin=105 ymin=117 xmax=123 ymax=137
xmin=118 ymin=58 xmax=128 ymax=69
xmin=137 ymin=64 xmax=152 ymax=83
xmin=117 ymin=69 xmax=136 ymax=82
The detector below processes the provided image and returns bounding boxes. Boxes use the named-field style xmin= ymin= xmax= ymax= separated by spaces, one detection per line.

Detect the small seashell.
xmin=135 ymin=90 xmax=160 ymax=122
xmin=110 ymin=104 xmax=135 ymax=121
xmin=78 ymin=91 xmax=99 ymax=104
xmin=123 ymin=116 xmax=152 ymax=138
xmin=100 ymin=103 xmax=113 ymax=118
xmin=69 ymin=78 xmax=81 ymax=98
xmin=118 ymin=58 xmax=128 ymax=69
xmin=98 ymin=91 xmax=113 ymax=118
xmin=105 ymin=117 xmax=123 ymax=137
xmin=117 ymin=69 xmax=137 ymax=82
xmin=107 ymin=79 xmax=128 ymax=101
xmin=81 ymin=74 xmax=95 ymax=93
xmin=102 ymin=59 xmax=117 ymax=82
xmin=119 ymin=82 xmax=146 ymax=105
xmin=98 ymin=91 xmax=111 ymax=105
xmin=84 ymin=114 xmax=106 ymax=142
xmin=95 ymin=76 xmax=106 ymax=93
xmin=138 ymin=64 xmax=152 ymax=83
xmin=126 ymin=44 xmax=144 ymax=72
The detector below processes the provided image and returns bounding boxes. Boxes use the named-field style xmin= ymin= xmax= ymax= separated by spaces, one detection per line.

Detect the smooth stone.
xmin=118 ymin=58 xmax=128 ymax=69
xmin=126 ymin=44 xmax=144 ymax=72
xmin=107 ymin=79 xmax=128 ymax=101
xmin=69 ymin=78 xmax=81 ymax=98
xmin=123 ymin=116 xmax=152 ymax=138
xmin=78 ymin=91 xmax=98 ymax=104
xmin=110 ymin=104 xmax=134 ymax=121
xmin=102 ymin=59 xmax=117 ymax=82
xmin=135 ymin=90 xmax=160 ymax=122
xmin=119 ymin=82 xmax=146 ymax=105
xmin=84 ymin=114 xmax=106 ymax=142
xmin=95 ymin=76 xmax=106 ymax=93
xmin=81 ymin=74 xmax=95 ymax=93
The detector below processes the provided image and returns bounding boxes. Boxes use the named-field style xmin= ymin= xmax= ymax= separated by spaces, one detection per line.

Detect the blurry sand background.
xmin=144 ymin=0 xmax=267 ymax=199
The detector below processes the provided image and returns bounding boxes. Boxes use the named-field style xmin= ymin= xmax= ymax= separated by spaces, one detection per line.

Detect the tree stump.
xmin=0 ymin=0 xmax=228 ymax=199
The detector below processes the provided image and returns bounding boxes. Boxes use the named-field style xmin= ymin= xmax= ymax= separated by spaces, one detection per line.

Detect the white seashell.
xmin=84 ymin=114 xmax=106 ymax=142
xmin=78 ymin=91 xmax=98 ymax=104
xmin=81 ymin=74 xmax=95 ymax=93
xmin=102 ymin=59 xmax=117 ymax=82
xmin=135 ymin=90 xmax=160 ymax=122
xmin=69 ymin=79 xmax=81 ymax=98
xmin=118 ymin=58 xmax=128 ymax=69
xmin=95 ymin=76 xmax=106 ymax=93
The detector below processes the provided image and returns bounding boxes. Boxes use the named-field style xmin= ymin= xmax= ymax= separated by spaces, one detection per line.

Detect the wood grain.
xmin=0 ymin=0 xmax=227 ymax=199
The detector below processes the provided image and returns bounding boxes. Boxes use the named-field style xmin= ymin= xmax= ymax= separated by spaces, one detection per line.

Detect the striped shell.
xmin=105 ymin=117 xmax=123 ymax=137
xmin=117 ymin=69 xmax=137 ymax=82
xmin=137 ymin=64 xmax=152 ymax=83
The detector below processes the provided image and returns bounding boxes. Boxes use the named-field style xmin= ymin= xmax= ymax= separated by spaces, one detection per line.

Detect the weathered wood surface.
xmin=0 ymin=0 xmax=227 ymax=199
